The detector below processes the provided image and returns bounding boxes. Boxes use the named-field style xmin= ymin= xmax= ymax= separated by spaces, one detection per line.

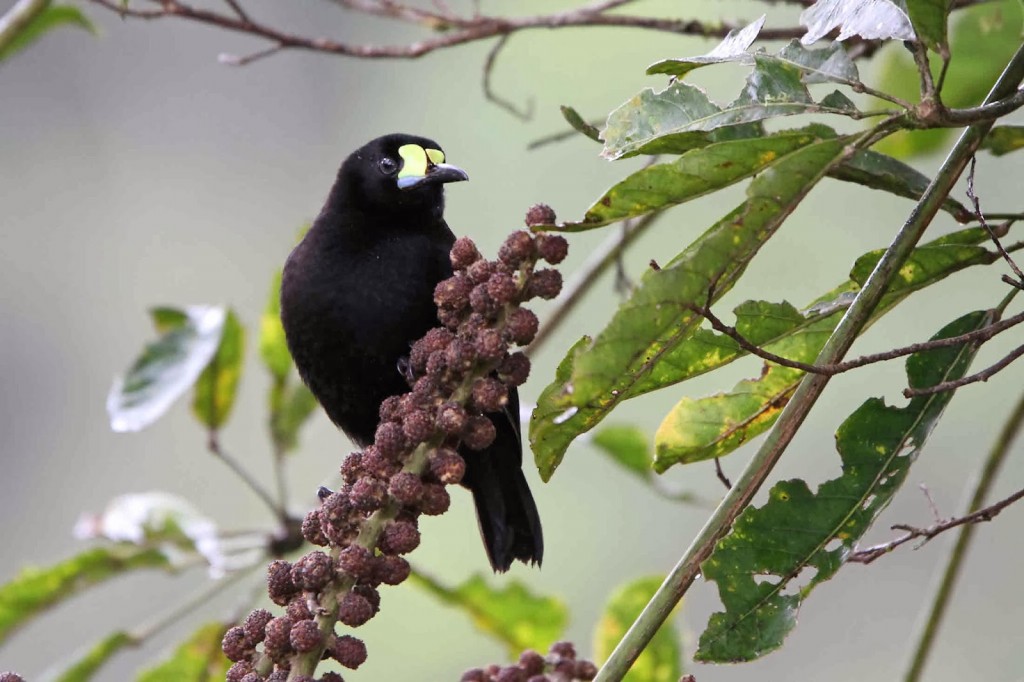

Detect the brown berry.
xmin=419 ymin=483 xmax=451 ymax=515
xmin=337 ymin=544 xmax=375 ymax=580
xmin=462 ymin=415 xmax=497 ymax=451
xmin=267 ymin=560 xmax=297 ymax=606
xmin=291 ymin=550 xmax=333 ymax=591
xmin=451 ymin=237 xmax=481 ymax=270
xmin=388 ymin=471 xmax=424 ymax=507
xmin=528 ymin=269 xmax=562 ymax=300
xmin=535 ymin=233 xmax=568 ymax=263
xmin=375 ymin=555 xmax=411 ymax=585
xmin=500 ymin=230 xmax=536 ymax=266
xmin=505 ymin=308 xmax=539 ymax=346
xmin=498 ymin=352 xmax=530 ymax=386
xmin=338 ymin=591 xmax=375 ymax=627
xmin=379 ymin=520 xmax=420 ymax=555
xmin=289 ymin=619 xmax=322 ymax=653
xmin=525 ymin=203 xmax=557 ymax=227
xmin=330 ymin=634 xmax=368 ymax=670
xmin=429 ymin=447 xmax=466 ymax=485
xmin=472 ymin=377 xmax=508 ymax=412
xmin=221 ymin=626 xmax=249 ymax=662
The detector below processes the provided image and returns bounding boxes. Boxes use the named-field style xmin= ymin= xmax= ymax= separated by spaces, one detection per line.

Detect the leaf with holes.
xmin=645 ymin=15 xmax=764 ymax=80
xmin=601 ymin=59 xmax=860 ymax=161
xmin=696 ymin=310 xmax=991 ymax=662
xmin=800 ymin=0 xmax=915 ymax=45
xmin=650 ymin=38 xmax=859 ymax=88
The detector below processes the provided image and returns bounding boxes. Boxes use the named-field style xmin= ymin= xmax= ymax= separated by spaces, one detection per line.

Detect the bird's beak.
xmin=397 ymin=163 xmax=469 ymax=190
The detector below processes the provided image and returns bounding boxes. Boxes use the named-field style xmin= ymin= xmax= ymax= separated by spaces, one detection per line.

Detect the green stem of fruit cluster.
xmin=594 ymin=42 xmax=1024 ymax=682
xmin=902 ymin=387 xmax=1024 ymax=682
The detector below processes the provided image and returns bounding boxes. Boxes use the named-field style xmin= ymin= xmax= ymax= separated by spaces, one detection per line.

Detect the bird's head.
xmin=333 ymin=133 xmax=468 ymax=222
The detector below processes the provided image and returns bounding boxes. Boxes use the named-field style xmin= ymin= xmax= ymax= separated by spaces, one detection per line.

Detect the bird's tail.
xmin=463 ymin=443 xmax=544 ymax=573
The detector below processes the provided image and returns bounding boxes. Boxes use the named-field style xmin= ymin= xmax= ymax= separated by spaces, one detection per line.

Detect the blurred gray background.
xmin=2 ymin=1 xmax=1023 ymax=680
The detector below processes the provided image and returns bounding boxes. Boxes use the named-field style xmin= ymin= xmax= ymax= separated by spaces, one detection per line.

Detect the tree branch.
xmin=849 ymin=485 xmax=1024 ymax=565
xmin=687 ymin=301 xmax=1024 ymax=378
xmin=85 ymin=0 xmax=808 ymax=62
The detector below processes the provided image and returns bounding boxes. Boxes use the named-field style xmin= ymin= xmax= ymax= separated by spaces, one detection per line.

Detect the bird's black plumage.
xmin=280 ymin=134 xmax=543 ymax=572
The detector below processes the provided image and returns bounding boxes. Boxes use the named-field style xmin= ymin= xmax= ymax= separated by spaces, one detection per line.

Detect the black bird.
xmin=280 ymin=133 xmax=543 ymax=572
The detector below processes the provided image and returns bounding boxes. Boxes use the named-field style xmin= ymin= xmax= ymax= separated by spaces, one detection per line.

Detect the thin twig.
xmin=208 ymin=431 xmax=287 ymax=524
xmin=85 ymin=0 xmax=809 ymax=61
xmin=901 ymin=389 xmax=1024 ymax=681
xmin=688 ymin=302 xmax=1024 ymax=378
xmin=714 ymin=458 xmax=732 ymax=490
xmin=219 ymin=43 xmax=284 ymax=66
xmin=849 ymin=485 xmax=1024 ymax=565
xmin=902 ymin=342 xmax=1024 ymax=397
xmin=482 ymin=34 xmax=533 ymax=121
xmin=967 ymin=156 xmax=1024 ymax=286
xmin=223 ymin=0 xmax=249 ymax=23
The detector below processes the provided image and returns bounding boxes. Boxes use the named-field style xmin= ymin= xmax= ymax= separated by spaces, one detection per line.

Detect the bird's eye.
xmin=378 ymin=157 xmax=399 ymax=175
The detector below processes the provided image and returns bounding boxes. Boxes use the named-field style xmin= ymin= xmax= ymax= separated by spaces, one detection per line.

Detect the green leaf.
xmin=905 ymin=0 xmax=950 ymax=56
xmin=981 ymin=125 xmax=1024 ymax=156
xmin=533 ymin=139 xmax=848 ymax=480
xmin=0 ymin=3 xmax=96 ymax=63
xmin=874 ymin=0 xmax=1023 ymax=157
xmin=531 ymin=223 xmax=997 ymax=479
xmin=645 ymin=15 xmax=764 ymax=79
xmin=259 ymin=271 xmax=292 ymax=381
xmin=595 ymin=576 xmax=681 ymax=682
xmin=570 ymin=139 xmax=847 ymax=411
xmin=556 ymin=129 xmax=827 ymax=231
xmin=192 ymin=309 xmax=244 ymax=430
xmin=601 ymin=63 xmax=859 ymax=161
xmin=849 ymin=227 xmax=993 ymax=287
xmin=656 ymin=365 xmax=802 ymax=470
xmin=696 ymin=310 xmax=992 ymax=662
xmin=136 ymin=622 xmax=232 ymax=682
xmin=408 ymin=571 xmax=567 ymax=657
xmin=592 ymin=425 xmax=653 ymax=480
xmin=270 ymin=382 xmax=319 ymax=454
xmin=53 ymin=631 xmax=134 ymax=682
xmin=107 ymin=306 xmax=227 ymax=433
xmin=560 ymin=105 xmax=601 ymax=142
xmin=0 ymin=547 xmax=170 ymax=644
xmin=828 ymin=149 xmax=970 ymax=220
xmin=800 ymin=0 xmax=915 ymax=44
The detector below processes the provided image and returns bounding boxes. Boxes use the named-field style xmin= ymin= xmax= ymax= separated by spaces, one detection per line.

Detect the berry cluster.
xmin=224 ymin=229 xmax=566 ymax=680
xmin=1 ymin=673 xmax=25 ymax=682
xmin=461 ymin=641 xmax=598 ymax=681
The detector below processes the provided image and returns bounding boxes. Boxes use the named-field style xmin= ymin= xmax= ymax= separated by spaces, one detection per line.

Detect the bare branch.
xmin=849 ymin=485 xmax=1024 ymax=564
xmin=967 ymin=156 xmax=1024 ymax=287
xmin=482 ymin=35 xmax=533 ymax=121
xmin=84 ymin=0 xmax=808 ymax=62
xmin=902 ymin=342 xmax=1024 ymax=398
xmin=688 ymin=301 xmax=1024 ymax=379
